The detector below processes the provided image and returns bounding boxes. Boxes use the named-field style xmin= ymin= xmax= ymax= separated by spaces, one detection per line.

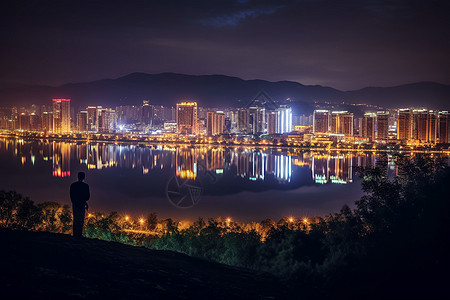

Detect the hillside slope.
xmin=0 ymin=230 xmax=285 ymax=299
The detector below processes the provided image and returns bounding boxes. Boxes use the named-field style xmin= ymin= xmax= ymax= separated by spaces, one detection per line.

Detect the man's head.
xmin=78 ymin=172 xmax=86 ymax=181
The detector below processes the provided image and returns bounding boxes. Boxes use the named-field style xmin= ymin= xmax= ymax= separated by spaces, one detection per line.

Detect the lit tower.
xmin=397 ymin=109 xmax=412 ymax=141
xmin=52 ymin=98 xmax=71 ymax=133
xmin=428 ymin=110 xmax=438 ymax=144
xmin=276 ymin=105 xmax=292 ymax=134
xmin=376 ymin=111 xmax=389 ymax=140
xmin=176 ymin=102 xmax=197 ymax=134
xmin=412 ymin=109 xmax=429 ymax=142
xmin=362 ymin=113 xmax=376 ymax=142
xmin=438 ymin=111 xmax=449 ymax=144
xmin=313 ymin=110 xmax=330 ymax=133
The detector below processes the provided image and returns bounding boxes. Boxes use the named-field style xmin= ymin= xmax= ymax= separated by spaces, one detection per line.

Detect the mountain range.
xmin=0 ymin=72 xmax=449 ymax=112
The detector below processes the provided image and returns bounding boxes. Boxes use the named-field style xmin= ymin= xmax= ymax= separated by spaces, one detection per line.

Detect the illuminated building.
xmin=52 ymin=99 xmax=70 ymax=133
xmin=438 ymin=111 xmax=449 ymax=143
xmin=249 ymin=106 xmax=266 ymax=135
xmin=428 ymin=111 xmax=438 ymax=144
xmin=142 ymin=100 xmax=153 ymax=125
xmin=362 ymin=113 xmax=376 ymax=142
xmin=266 ymin=111 xmax=277 ymax=134
xmin=276 ymin=105 xmax=292 ymax=134
xmin=206 ymin=111 xmax=225 ymax=136
xmin=397 ymin=109 xmax=412 ymax=141
xmin=41 ymin=111 xmax=52 ymax=132
xmin=164 ymin=121 xmax=177 ymax=133
xmin=86 ymin=106 xmax=99 ymax=131
xmin=330 ymin=111 xmax=353 ymax=136
xmin=77 ymin=111 xmax=88 ymax=132
xmin=376 ymin=111 xmax=389 ymax=140
xmin=19 ymin=113 xmax=30 ymax=130
xmin=98 ymin=108 xmax=117 ymax=132
xmin=30 ymin=113 xmax=41 ymax=131
xmin=237 ymin=108 xmax=250 ymax=134
xmin=412 ymin=109 xmax=429 ymax=142
xmin=176 ymin=102 xmax=197 ymax=134
xmin=313 ymin=110 xmax=329 ymax=133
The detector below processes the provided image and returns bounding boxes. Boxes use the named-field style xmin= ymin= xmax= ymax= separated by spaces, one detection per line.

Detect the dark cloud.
xmin=0 ymin=0 xmax=449 ymax=90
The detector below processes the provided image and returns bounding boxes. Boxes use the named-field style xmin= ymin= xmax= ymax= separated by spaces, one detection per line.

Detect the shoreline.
xmin=2 ymin=130 xmax=450 ymax=154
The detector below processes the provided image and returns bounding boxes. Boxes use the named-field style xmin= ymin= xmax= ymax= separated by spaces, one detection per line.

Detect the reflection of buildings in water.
xmin=329 ymin=155 xmax=352 ymax=184
xmin=52 ymin=142 xmax=70 ymax=177
xmin=312 ymin=155 xmax=329 ymax=184
xmin=205 ymin=148 xmax=224 ymax=172
xmin=231 ymin=149 xmax=292 ymax=183
xmin=176 ymin=147 xmax=197 ymax=179
xmin=274 ymin=155 xmax=291 ymax=182
xmin=84 ymin=144 xmax=175 ymax=174
xmin=312 ymin=154 xmax=355 ymax=184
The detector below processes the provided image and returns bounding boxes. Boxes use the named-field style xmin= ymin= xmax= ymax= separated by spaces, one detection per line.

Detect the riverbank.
xmin=2 ymin=130 xmax=450 ymax=154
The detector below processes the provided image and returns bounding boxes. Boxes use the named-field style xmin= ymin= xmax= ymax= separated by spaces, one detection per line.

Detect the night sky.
xmin=1 ymin=0 xmax=449 ymax=90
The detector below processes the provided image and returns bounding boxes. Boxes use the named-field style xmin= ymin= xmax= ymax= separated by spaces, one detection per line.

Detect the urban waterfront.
xmin=0 ymin=137 xmax=426 ymax=222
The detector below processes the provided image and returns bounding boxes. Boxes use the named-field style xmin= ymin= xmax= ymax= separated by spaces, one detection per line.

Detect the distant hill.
xmin=0 ymin=72 xmax=448 ymax=111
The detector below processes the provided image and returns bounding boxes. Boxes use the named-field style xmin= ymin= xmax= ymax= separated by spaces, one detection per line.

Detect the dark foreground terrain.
xmin=0 ymin=230 xmax=285 ymax=299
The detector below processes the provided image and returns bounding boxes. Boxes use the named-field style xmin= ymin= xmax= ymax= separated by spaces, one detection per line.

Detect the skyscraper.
xmin=428 ymin=110 xmax=438 ymax=144
xmin=206 ymin=111 xmax=225 ymax=136
xmin=176 ymin=102 xmax=197 ymax=134
xmin=439 ymin=111 xmax=449 ymax=143
xmin=362 ymin=113 xmax=376 ymax=142
xmin=397 ymin=109 xmax=412 ymax=141
xmin=52 ymin=98 xmax=70 ymax=133
xmin=237 ymin=108 xmax=250 ymax=134
xmin=276 ymin=105 xmax=292 ymax=134
xmin=86 ymin=106 xmax=98 ymax=131
xmin=330 ymin=111 xmax=353 ymax=136
xmin=77 ymin=111 xmax=88 ymax=132
xmin=266 ymin=111 xmax=277 ymax=134
xmin=412 ymin=109 xmax=429 ymax=142
xmin=142 ymin=100 xmax=153 ymax=125
xmin=313 ymin=110 xmax=329 ymax=133
xmin=376 ymin=111 xmax=389 ymax=140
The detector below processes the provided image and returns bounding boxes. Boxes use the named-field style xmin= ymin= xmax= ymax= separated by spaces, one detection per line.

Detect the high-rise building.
xmin=30 ymin=113 xmax=41 ymax=131
xmin=41 ymin=112 xmax=52 ymax=132
xmin=142 ymin=100 xmax=153 ymax=125
xmin=237 ymin=108 xmax=250 ymax=134
xmin=266 ymin=111 xmax=277 ymax=134
xmin=176 ymin=102 xmax=197 ymax=134
xmin=206 ymin=111 xmax=225 ymax=136
xmin=249 ymin=106 xmax=266 ymax=135
xmin=362 ymin=113 xmax=376 ymax=142
xmin=215 ymin=111 xmax=225 ymax=135
xmin=313 ymin=110 xmax=330 ymax=133
xmin=276 ymin=105 xmax=292 ymax=134
xmin=376 ymin=111 xmax=389 ymax=140
xmin=439 ymin=111 xmax=449 ymax=144
xmin=77 ymin=111 xmax=88 ymax=132
xmin=397 ymin=109 xmax=412 ymax=141
xmin=98 ymin=108 xmax=117 ymax=132
xmin=86 ymin=106 xmax=98 ymax=131
xmin=52 ymin=99 xmax=70 ymax=133
xmin=330 ymin=111 xmax=353 ymax=136
xmin=428 ymin=110 xmax=438 ymax=144
xmin=19 ymin=113 xmax=30 ymax=130
xmin=412 ymin=109 xmax=429 ymax=142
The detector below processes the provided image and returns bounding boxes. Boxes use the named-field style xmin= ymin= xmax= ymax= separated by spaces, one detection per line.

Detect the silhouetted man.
xmin=70 ymin=172 xmax=90 ymax=238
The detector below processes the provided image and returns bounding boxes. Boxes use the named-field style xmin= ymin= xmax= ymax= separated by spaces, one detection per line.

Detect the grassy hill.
xmin=0 ymin=229 xmax=285 ymax=299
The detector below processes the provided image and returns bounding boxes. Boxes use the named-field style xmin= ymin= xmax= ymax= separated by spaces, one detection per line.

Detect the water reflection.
xmin=1 ymin=138 xmax=386 ymax=188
